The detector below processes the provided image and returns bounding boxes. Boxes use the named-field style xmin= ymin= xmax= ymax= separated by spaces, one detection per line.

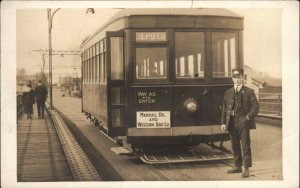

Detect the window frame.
xmin=134 ymin=44 xmax=170 ymax=84
xmin=211 ymin=31 xmax=239 ymax=79
xmin=174 ymin=31 xmax=207 ymax=82
xmin=110 ymin=36 xmax=125 ymax=80
xmin=100 ymin=39 xmax=106 ymax=84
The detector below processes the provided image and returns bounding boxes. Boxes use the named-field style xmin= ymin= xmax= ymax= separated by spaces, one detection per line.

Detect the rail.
xmin=257 ymin=93 xmax=282 ymax=118
xmin=49 ymin=109 xmax=102 ymax=181
xmin=17 ymin=92 xmax=23 ymax=122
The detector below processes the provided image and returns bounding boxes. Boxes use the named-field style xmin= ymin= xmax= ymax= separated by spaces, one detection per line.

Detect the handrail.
xmin=256 ymin=93 xmax=282 ymax=117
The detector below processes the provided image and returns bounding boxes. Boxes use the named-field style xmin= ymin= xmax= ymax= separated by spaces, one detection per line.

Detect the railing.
xmin=17 ymin=93 xmax=23 ymax=122
xmin=257 ymin=93 xmax=282 ymax=118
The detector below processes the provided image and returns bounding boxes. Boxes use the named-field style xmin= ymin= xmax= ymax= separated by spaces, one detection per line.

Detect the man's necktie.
xmin=233 ymin=87 xmax=238 ymax=109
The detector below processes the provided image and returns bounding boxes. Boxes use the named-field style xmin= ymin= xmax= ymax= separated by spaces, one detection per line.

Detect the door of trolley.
xmin=106 ymin=31 xmax=126 ymax=137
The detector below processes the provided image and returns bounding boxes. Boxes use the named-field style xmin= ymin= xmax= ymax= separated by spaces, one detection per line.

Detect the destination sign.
xmin=137 ymin=111 xmax=170 ymax=128
xmin=136 ymin=32 xmax=167 ymax=42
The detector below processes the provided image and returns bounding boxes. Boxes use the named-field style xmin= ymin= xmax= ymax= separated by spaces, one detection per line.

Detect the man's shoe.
xmin=242 ymin=168 xmax=250 ymax=178
xmin=227 ymin=167 xmax=242 ymax=173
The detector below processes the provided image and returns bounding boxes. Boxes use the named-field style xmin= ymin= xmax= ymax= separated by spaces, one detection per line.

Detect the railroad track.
xmin=49 ymin=109 xmax=102 ymax=181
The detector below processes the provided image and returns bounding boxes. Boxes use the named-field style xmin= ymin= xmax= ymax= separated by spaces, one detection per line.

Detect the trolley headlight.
xmin=184 ymin=98 xmax=198 ymax=113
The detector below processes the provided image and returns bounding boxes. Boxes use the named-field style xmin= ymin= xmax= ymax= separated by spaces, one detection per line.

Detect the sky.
xmin=17 ymin=8 xmax=120 ymax=81
xmin=16 ymin=8 xmax=282 ymax=80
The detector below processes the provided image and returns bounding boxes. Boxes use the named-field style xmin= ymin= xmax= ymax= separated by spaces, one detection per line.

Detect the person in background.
xmin=221 ymin=68 xmax=259 ymax=178
xmin=23 ymin=81 xmax=35 ymax=119
xmin=34 ymin=80 xmax=48 ymax=119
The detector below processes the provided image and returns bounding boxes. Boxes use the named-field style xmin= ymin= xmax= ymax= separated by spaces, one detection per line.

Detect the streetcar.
xmin=80 ymin=9 xmax=244 ymax=160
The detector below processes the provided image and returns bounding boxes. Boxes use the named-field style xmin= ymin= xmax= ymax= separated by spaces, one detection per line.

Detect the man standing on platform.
xmin=35 ymin=80 xmax=48 ymax=119
xmin=221 ymin=68 xmax=259 ymax=178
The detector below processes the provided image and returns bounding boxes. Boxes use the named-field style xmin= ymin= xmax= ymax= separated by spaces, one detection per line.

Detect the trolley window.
xmin=92 ymin=45 xmax=95 ymax=57
xmin=89 ymin=60 xmax=92 ymax=82
xmin=85 ymin=61 xmax=88 ymax=82
xmin=92 ymin=57 xmax=95 ymax=82
xmin=95 ymin=56 xmax=99 ymax=82
xmin=100 ymin=53 xmax=105 ymax=83
xmin=135 ymin=47 xmax=168 ymax=79
xmin=96 ymin=43 xmax=99 ymax=54
xmin=212 ymin=32 xmax=238 ymax=78
xmin=175 ymin=32 xmax=205 ymax=79
xmin=83 ymin=62 xmax=86 ymax=82
xmin=102 ymin=39 xmax=107 ymax=83
xmin=100 ymin=41 xmax=103 ymax=53
xmin=104 ymin=39 xmax=106 ymax=52
xmin=110 ymin=37 xmax=124 ymax=80
xmin=82 ymin=61 xmax=85 ymax=82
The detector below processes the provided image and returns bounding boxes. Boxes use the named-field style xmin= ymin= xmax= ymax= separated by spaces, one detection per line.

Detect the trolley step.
xmin=139 ymin=147 xmax=233 ymax=164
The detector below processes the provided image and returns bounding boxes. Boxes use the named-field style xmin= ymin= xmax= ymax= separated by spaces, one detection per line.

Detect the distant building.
xmin=58 ymin=76 xmax=81 ymax=97
xmin=59 ymin=76 xmax=72 ymax=87
xmin=244 ymin=65 xmax=264 ymax=96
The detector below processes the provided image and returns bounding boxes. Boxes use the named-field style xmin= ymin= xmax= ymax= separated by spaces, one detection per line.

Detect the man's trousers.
xmin=229 ymin=116 xmax=252 ymax=168
xmin=36 ymin=101 xmax=45 ymax=118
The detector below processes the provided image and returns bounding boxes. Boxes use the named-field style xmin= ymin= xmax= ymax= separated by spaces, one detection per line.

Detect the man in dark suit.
xmin=221 ymin=68 xmax=259 ymax=178
xmin=35 ymin=80 xmax=48 ymax=119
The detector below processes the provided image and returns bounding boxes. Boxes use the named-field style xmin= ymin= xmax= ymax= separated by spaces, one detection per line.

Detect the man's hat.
xmin=232 ymin=68 xmax=244 ymax=76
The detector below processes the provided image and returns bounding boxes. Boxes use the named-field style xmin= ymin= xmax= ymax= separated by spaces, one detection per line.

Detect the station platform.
xmin=17 ymin=105 xmax=73 ymax=182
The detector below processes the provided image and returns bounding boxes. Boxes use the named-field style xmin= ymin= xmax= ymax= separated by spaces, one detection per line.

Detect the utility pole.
xmin=45 ymin=8 xmax=94 ymax=110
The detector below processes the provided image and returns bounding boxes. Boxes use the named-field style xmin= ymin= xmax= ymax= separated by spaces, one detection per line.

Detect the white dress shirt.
xmin=234 ymin=85 xmax=243 ymax=93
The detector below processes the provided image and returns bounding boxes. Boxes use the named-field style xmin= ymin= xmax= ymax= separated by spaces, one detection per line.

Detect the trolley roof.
xmin=81 ymin=8 xmax=243 ymax=48
xmin=109 ymin=8 xmax=242 ymax=20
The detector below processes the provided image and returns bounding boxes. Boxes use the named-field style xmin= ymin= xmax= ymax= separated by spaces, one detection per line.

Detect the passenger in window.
xmin=149 ymin=65 xmax=159 ymax=77
xmin=220 ymin=68 xmax=259 ymax=178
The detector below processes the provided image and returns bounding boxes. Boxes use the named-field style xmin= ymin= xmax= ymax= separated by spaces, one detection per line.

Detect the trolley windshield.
xmin=175 ymin=32 xmax=205 ymax=79
xmin=136 ymin=47 xmax=168 ymax=79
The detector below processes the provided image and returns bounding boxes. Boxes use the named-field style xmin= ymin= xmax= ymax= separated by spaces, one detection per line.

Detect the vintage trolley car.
xmin=81 ymin=9 xmax=244 ymax=150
